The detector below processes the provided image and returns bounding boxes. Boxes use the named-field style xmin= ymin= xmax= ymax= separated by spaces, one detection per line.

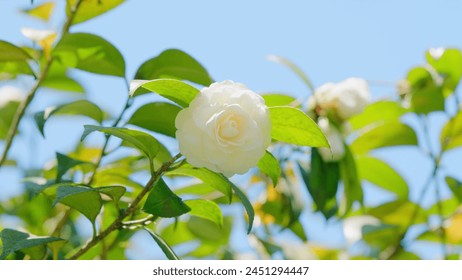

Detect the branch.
xmin=0 ymin=0 xmax=84 ymax=168
xmin=69 ymin=153 xmax=182 ymax=260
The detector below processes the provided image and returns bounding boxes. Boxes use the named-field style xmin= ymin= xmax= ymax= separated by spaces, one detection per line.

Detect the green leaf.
xmin=445 ymin=176 xmax=462 ymax=203
xmin=426 ymin=48 xmax=462 ymax=94
xmin=53 ymin=33 xmax=125 ymax=77
xmin=269 ymin=106 xmax=329 ymax=147
xmin=160 ymin=221 xmax=196 ymax=246
xmin=144 ymin=227 xmax=179 ymax=260
xmin=142 ymin=178 xmax=190 ymax=217
xmin=0 ymin=61 xmax=35 ymax=80
xmin=230 ymin=183 xmax=254 ymax=234
xmin=22 ymin=2 xmax=54 ymax=21
xmin=127 ymin=102 xmax=181 ymax=138
xmin=351 ymin=120 xmax=418 ymax=154
xmin=298 ymin=150 xmax=339 ymax=219
xmin=262 ymin=93 xmax=297 ymax=107
xmin=187 ymin=216 xmax=232 ymax=243
xmin=0 ymin=40 xmax=32 ymax=61
xmin=339 ymin=145 xmax=363 ymax=216
xmin=184 ymin=199 xmax=223 ymax=228
xmin=134 ymin=79 xmax=199 ymax=108
xmin=56 ymin=152 xmax=92 ymax=182
xmin=411 ymin=85 xmax=445 ymax=115
xmin=441 ymin=111 xmax=462 ymax=151
xmin=135 ymin=49 xmax=213 ymax=86
xmin=367 ymin=200 xmax=426 ymax=228
xmin=67 ymin=0 xmax=125 ymax=25
xmin=35 ymin=100 xmax=104 ymax=137
xmin=96 ymin=186 xmax=126 ymax=206
xmin=167 ymin=164 xmax=233 ymax=202
xmin=407 ymin=66 xmax=445 ymax=114
xmin=41 ymin=75 xmax=85 ymax=93
xmin=356 ymin=156 xmax=409 ymax=199
xmin=0 ymin=229 xmax=62 ymax=260
xmin=82 ymin=125 xmax=160 ymax=161
xmin=53 ymin=185 xmax=102 ymax=224
xmin=349 ymin=101 xmax=408 ymax=130
xmin=257 ymin=151 xmax=281 ymax=186
xmin=0 ymin=100 xmax=20 ymax=139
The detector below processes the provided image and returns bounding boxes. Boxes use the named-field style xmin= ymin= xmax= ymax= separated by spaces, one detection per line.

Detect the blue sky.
xmin=1 ymin=0 xmax=462 ymax=259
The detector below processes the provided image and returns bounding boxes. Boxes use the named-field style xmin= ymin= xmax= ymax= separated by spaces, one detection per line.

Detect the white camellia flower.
xmin=309 ymin=78 xmax=370 ymax=120
xmin=0 ymin=86 xmax=24 ymax=108
xmin=343 ymin=215 xmax=381 ymax=245
xmin=175 ymin=80 xmax=271 ymax=177
xmin=317 ymin=117 xmax=345 ymax=162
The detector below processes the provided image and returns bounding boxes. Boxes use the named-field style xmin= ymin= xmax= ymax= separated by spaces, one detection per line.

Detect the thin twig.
xmin=69 ymin=153 xmax=182 ymax=260
xmin=0 ymin=0 xmax=84 ymax=168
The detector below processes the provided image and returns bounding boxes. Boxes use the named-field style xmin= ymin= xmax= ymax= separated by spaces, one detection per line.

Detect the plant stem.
xmin=0 ymin=0 xmax=84 ymax=168
xmin=86 ymin=95 xmax=132 ymax=185
xmin=69 ymin=153 xmax=182 ymax=260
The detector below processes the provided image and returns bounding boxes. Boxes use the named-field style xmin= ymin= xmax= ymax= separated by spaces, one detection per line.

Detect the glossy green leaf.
xmin=135 ymin=49 xmax=213 ymax=86
xmin=127 ymin=102 xmax=181 ymax=138
xmin=445 ymin=176 xmax=462 ymax=202
xmin=142 ymin=178 xmax=190 ymax=217
xmin=262 ymin=93 xmax=297 ymax=107
xmin=0 ymin=40 xmax=32 ymax=62
xmin=67 ymin=0 xmax=125 ymax=25
xmin=134 ymin=79 xmax=199 ymax=108
xmin=351 ymin=120 xmax=418 ymax=154
xmin=269 ymin=106 xmax=329 ymax=147
xmin=257 ymin=151 xmax=281 ymax=186
xmin=185 ymin=199 xmax=223 ymax=227
xmin=167 ymin=164 xmax=233 ymax=202
xmin=0 ymin=100 xmax=20 ymax=139
xmin=426 ymin=48 xmax=462 ymax=94
xmin=349 ymin=100 xmax=408 ymax=130
xmin=53 ymin=33 xmax=125 ymax=77
xmin=356 ymin=156 xmax=409 ymax=199
xmin=339 ymin=145 xmax=363 ymax=216
xmin=440 ymin=111 xmax=462 ymax=151
xmin=0 ymin=229 xmax=62 ymax=260
xmin=56 ymin=152 xmax=92 ymax=182
xmin=144 ymin=227 xmax=179 ymax=260
xmin=53 ymin=185 xmax=102 ymax=224
xmin=230 ymin=183 xmax=254 ymax=234
xmin=82 ymin=125 xmax=160 ymax=161
xmin=35 ymin=100 xmax=104 ymax=137
xmin=22 ymin=2 xmax=54 ymax=21
xmin=298 ymin=150 xmax=339 ymax=219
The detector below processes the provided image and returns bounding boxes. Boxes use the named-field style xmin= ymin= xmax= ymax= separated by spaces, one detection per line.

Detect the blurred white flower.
xmin=343 ymin=215 xmax=380 ymax=245
xmin=317 ymin=117 xmax=345 ymax=162
xmin=309 ymin=78 xmax=370 ymax=120
xmin=281 ymin=242 xmax=316 ymax=260
xmin=21 ymin=27 xmax=56 ymax=43
xmin=428 ymin=47 xmax=445 ymax=60
xmin=175 ymin=80 xmax=271 ymax=177
xmin=0 ymin=86 xmax=24 ymax=107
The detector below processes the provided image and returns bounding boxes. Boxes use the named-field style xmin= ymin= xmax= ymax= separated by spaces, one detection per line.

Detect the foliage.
xmin=0 ymin=0 xmax=461 ymax=260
